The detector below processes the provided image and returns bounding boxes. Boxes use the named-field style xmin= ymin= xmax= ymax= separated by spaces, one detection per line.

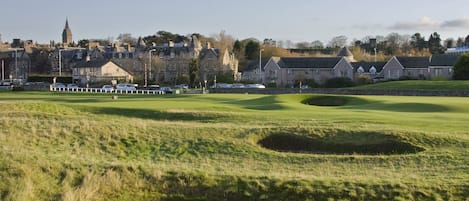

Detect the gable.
xmin=264 ymin=58 xmax=281 ymax=71
xmin=333 ymin=58 xmax=353 ymax=70
xmin=383 ymin=57 xmax=404 ymax=70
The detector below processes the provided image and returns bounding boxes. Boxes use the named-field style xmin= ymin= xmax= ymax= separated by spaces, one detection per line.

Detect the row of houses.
xmin=67 ymin=36 xmax=238 ymax=85
xmin=242 ymin=47 xmax=461 ymax=87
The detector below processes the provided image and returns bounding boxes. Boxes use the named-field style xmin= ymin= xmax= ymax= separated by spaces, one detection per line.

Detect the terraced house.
xmin=251 ymin=47 xmax=460 ymax=87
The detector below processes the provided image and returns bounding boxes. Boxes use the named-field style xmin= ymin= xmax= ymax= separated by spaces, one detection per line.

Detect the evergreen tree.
xmin=244 ymin=40 xmax=261 ymax=60
xmin=428 ymin=32 xmax=445 ymax=54
xmin=452 ymin=53 xmax=469 ymax=80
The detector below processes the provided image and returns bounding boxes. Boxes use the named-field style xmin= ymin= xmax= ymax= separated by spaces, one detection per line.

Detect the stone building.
xmin=263 ymin=56 xmax=354 ymax=86
xmin=149 ymin=36 xmax=239 ymax=84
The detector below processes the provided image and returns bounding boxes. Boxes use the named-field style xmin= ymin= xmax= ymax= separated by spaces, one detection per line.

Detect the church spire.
xmin=62 ymin=18 xmax=73 ymax=45
xmin=65 ymin=18 xmax=70 ymax=29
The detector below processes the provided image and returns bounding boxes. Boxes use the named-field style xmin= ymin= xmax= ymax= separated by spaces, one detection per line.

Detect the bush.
xmin=452 ymin=53 xmax=469 ymax=80
xmin=323 ymin=77 xmax=355 ymax=88
xmin=267 ymin=82 xmax=277 ymax=88
xmin=355 ymin=75 xmax=372 ymax=85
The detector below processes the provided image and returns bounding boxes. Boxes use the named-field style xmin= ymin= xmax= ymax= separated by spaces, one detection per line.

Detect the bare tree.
xmin=117 ymin=33 xmax=137 ymax=45
xmin=310 ymin=40 xmax=324 ymax=49
xmin=328 ymin=35 xmax=347 ymax=48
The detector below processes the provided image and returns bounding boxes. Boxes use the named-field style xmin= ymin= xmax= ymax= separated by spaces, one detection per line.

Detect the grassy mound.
xmin=258 ymin=131 xmax=424 ymax=155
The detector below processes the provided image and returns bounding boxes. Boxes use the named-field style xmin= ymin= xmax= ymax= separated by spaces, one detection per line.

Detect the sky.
xmin=1 ymin=0 xmax=469 ymax=46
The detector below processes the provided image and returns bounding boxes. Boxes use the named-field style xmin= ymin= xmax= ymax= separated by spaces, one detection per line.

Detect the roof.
xmin=74 ymin=60 xmax=110 ymax=68
xmin=395 ymin=56 xmax=430 ymax=68
xmin=337 ymin=47 xmax=353 ymax=57
xmin=243 ymin=59 xmax=269 ymax=72
xmin=351 ymin=62 xmax=387 ymax=72
xmin=430 ymin=54 xmax=460 ymax=66
xmin=278 ymin=57 xmax=342 ymax=68
xmin=74 ymin=59 xmax=140 ymax=75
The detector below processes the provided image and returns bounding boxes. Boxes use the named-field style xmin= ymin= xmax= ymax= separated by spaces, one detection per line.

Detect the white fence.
xmin=50 ymin=86 xmax=166 ymax=95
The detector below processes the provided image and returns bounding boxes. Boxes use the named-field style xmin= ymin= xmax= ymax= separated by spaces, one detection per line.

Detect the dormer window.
xmin=357 ymin=66 xmax=365 ymax=73
xmin=370 ymin=66 xmax=377 ymax=74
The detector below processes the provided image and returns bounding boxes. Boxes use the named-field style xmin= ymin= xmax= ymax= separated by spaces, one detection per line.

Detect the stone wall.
xmin=210 ymin=88 xmax=469 ymax=97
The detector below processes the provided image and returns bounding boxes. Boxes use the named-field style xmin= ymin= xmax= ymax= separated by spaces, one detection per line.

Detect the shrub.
xmin=452 ymin=53 xmax=469 ymax=80
xmin=323 ymin=77 xmax=355 ymax=88
xmin=355 ymin=75 xmax=373 ymax=85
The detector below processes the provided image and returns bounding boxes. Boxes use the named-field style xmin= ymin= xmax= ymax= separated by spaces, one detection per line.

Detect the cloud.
xmin=388 ymin=17 xmax=469 ymax=30
xmin=390 ymin=17 xmax=439 ymax=30
xmin=441 ymin=17 xmax=469 ymax=28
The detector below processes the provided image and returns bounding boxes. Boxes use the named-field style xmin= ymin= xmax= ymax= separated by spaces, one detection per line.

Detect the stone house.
xmin=72 ymin=59 xmax=135 ymax=85
xmin=263 ymin=56 xmax=354 ymax=86
xmin=150 ymin=37 xmax=239 ymax=84
xmin=241 ymin=59 xmax=269 ymax=83
xmin=429 ymin=54 xmax=460 ymax=79
xmin=381 ymin=56 xmax=430 ymax=80
xmin=0 ymin=49 xmax=31 ymax=80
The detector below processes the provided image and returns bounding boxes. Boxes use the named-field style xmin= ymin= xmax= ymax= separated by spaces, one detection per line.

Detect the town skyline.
xmin=1 ymin=0 xmax=469 ymax=45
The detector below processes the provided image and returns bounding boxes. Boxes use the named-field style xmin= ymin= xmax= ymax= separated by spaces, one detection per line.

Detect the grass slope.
xmin=0 ymin=91 xmax=468 ymax=200
xmin=351 ymin=80 xmax=469 ymax=90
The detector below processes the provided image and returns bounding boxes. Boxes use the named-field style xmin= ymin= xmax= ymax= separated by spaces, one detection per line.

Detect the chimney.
xmin=86 ymin=55 xmax=91 ymax=61
xmin=169 ymin=40 xmax=174 ymax=48
xmin=206 ymin=42 xmax=211 ymax=49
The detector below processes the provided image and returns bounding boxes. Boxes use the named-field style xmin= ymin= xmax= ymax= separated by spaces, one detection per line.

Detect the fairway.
xmin=0 ymin=91 xmax=468 ymax=200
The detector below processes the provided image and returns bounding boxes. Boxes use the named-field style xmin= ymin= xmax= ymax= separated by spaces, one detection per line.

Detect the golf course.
xmin=0 ymin=90 xmax=468 ymax=200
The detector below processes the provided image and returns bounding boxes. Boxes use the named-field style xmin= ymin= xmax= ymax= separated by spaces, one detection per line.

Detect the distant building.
xmin=62 ymin=19 xmax=73 ymax=45
xmin=72 ymin=58 xmax=135 ymax=84
xmin=263 ymin=56 xmax=354 ymax=86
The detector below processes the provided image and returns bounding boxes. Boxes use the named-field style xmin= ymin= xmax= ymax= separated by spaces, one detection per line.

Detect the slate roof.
xmin=278 ymin=57 xmax=342 ymax=68
xmin=337 ymin=47 xmax=353 ymax=57
xmin=243 ymin=59 xmax=269 ymax=72
xmin=395 ymin=56 xmax=430 ymax=68
xmin=430 ymin=54 xmax=460 ymax=66
xmin=74 ymin=60 xmax=109 ymax=68
xmin=351 ymin=62 xmax=387 ymax=73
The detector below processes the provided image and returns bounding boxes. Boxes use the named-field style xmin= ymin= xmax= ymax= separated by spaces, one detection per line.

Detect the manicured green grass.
xmin=351 ymin=80 xmax=469 ymax=90
xmin=0 ymin=91 xmax=468 ymax=200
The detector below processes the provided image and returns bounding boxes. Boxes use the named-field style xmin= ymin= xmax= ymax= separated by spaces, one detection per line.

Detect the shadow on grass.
xmin=258 ymin=132 xmax=425 ymax=155
xmin=78 ymin=106 xmax=220 ymax=122
xmin=223 ymin=96 xmax=287 ymax=110
xmin=344 ymin=102 xmax=450 ymax=113
xmin=301 ymin=95 xmax=450 ymax=113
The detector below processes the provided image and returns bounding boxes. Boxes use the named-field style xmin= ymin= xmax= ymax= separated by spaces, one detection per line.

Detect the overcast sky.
xmin=1 ymin=0 xmax=468 ymax=45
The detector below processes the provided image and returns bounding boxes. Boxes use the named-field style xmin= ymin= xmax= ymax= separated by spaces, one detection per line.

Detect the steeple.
xmin=62 ymin=18 xmax=73 ymax=45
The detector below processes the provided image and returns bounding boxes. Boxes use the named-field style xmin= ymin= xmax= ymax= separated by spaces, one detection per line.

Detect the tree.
xmin=456 ymin=37 xmax=465 ymax=47
xmin=189 ymin=58 xmax=200 ymax=87
xmin=143 ymin=30 xmax=189 ymax=45
xmin=428 ymin=32 xmax=445 ymax=54
xmin=210 ymin=30 xmax=234 ymax=55
xmin=452 ymin=53 xmax=469 ymax=80
xmin=295 ymin=42 xmax=311 ymax=49
xmin=465 ymin=35 xmax=469 ymax=46
xmin=117 ymin=33 xmax=137 ymax=45
xmin=384 ymin=33 xmax=401 ymax=55
xmin=77 ymin=39 xmax=89 ymax=48
xmin=244 ymin=40 xmax=261 ymax=60
xmin=444 ymin=38 xmax=456 ymax=49
xmin=410 ymin=33 xmax=427 ymax=51
xmin=327 ymin=35 xmax=347 ymax=48
xmin=310 ymin=40 xmax=324 ymax=49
